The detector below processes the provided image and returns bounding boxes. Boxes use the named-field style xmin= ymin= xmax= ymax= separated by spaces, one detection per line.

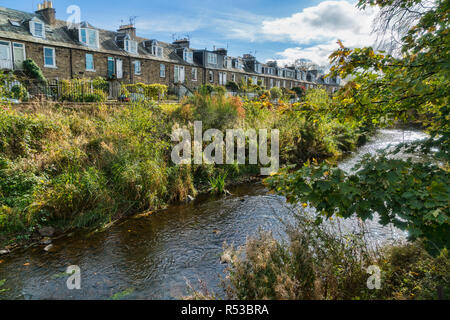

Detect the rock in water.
xmin=187 ymin=195 xmax=195 ymax=202
xmin=0 ymin=249 xmax=10 ymax=256
xmin=44 ymin=244 xmax=55 ymax=252
xmin=39 ymin=226 xmax=55 ymax=237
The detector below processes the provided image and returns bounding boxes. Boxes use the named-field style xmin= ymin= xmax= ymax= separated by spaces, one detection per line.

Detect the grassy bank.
xmin=0 ymin=88 xmax=364 ymax=247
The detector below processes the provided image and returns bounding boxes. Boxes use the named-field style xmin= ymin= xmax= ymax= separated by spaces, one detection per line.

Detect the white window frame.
xmin=133 ymin=60 xmax=141 ymax=75
xmin=79 ymin=28 xmax=99 ymax=49
xmin=209 ymin=70 xmax=214 ymax=83
xmin=160 ymin=64 xmax=166 ymax=78
xmin=207 ymin=53 xmax=217 ymax=65
xmin=43 ymin=47 xmax=56 ymax=68
xmin=152 ymin=44 xmax=163 ymax=57
xmin=30 ymin=20 xmax=45 ymax=39
xmin=184 ymin=49 xmax=193 ymax=63
xmin=191 ymin=68 xmax=198 ymax=81
xmin=125 ymin=40 xmax=138 ymax=54
xmin=255 ymin=63 xmax=262 ymax=74
xmin=231 ymin=73 xmax=236 ymax=82
xmin=85 ymin=53 xmax=95 ymax=71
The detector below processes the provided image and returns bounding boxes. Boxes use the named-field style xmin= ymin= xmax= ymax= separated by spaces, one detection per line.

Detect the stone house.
xmin=0 ymin=2 xmax=341 ymax=95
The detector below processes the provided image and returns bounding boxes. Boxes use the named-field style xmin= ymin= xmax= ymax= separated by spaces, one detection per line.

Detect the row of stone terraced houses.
xmin=0 ymin=2 xmax=341 ymax=95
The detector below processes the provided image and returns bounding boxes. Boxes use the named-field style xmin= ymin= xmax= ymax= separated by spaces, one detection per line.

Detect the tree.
xmin=268 ymin=0 xmax=449 ymax=253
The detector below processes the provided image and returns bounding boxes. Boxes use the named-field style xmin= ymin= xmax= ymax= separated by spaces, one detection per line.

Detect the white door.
xmin=174 ymin=66 xmax=185 ymax=83
xmin=0 ymin=41 xmax=12 ymax=70
xmin=219 ymin=72 xmax=227 ymax=85
xmin=13 ymin=43 xmax=25 ymax=69
xmin=116 ymin=59 xmax=123 ymax=79
xmin=179 ymin=66 xmax=185 ymax=83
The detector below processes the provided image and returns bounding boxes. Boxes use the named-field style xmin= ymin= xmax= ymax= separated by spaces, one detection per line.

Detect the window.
xmin=43 ymin=47 xmax=56 ymax=68
xmin=270 ymin=79 xmax=274 ymax=88
xmin=85 ymin=53 xmax=95 ymax=71
xmin=0 ymin=41 xmax=12 ymax=69
xmin=252 ymin=76 xmax=258 ymax=84
xmin=31 ymin=20 xmax=45 ymax=38
xmin=160 ymin=64 xmax=166 ymax=78
xmin=207 ymin=53 xmax=217 ymax=65
xmin=133 ymin=60 xmax=141 ymax=75
xmin=79 ymin=28 xmax=99 ymax=48
xmin=13 ymin=43 xmax=26 ymax=69
xmin=184 ymin=49 xmax=193 ymax=63
xmin=152 ymin=45 xmax=163 ymax=57
xmin=209 ymin=71 xmax=214 ymax=83
xmin=224 ymin=58 xmax=232 ymax=69
xmin=191 ymin=68 xmax=198 ymax=81
xmin=125 ymin=40 xmax=138 ymax=54
xmin=9 ymin=19 xmax=21 ymax=27
xmin=231 ymin=73 xmax=236 ymax=82
xmin=255 ymin=63 xmax=262 ymax=74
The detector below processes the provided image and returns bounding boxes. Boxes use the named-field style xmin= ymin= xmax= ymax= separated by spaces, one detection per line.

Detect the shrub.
xmin=22 ymin=59 xmax=46 ymax=83
xmin=226 ymin=81 xmax=239 ymax=92
xmin=124 ymin=83 xmax=168 ymax=100
xmin=198 ymin=84 xmax=215 ymax=95
xmin=7 ymin=84 xmax=28 ymax=101
xmin=269 ymin=87 xmax=282 ymax=100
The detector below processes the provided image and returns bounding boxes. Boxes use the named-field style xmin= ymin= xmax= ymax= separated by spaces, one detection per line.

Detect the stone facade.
xmin=0 ymin=3 xmax=341 ymax=94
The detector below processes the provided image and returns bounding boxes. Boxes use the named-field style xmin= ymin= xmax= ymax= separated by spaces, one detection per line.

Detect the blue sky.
xmin=6 ymin=0 xmax=378 ymax=66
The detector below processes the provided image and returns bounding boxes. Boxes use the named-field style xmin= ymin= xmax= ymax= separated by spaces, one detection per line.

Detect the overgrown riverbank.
xmin=0 ymin=88 xmax=366 ymax=248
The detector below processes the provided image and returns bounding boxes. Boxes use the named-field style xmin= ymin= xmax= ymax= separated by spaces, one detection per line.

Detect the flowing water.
xmin=0 ymin=129 xmax=428 ymax=300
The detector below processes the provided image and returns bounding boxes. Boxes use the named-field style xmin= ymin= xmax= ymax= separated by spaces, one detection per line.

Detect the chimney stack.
xmin=118 ymin=24 xmax=136 ymax=38
xmin=36 ymin=1 xmax=56 ymax=25
xmin=172 ymin=38 xmax=190 ymax=48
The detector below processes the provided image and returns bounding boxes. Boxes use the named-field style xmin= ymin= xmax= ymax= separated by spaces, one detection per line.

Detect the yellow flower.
xmin=302 ymin=203 xmax=308 ymax=208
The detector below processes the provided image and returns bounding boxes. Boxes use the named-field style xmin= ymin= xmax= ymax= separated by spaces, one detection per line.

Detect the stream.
xmin=0 ymin=129 xmax=428 ymax=300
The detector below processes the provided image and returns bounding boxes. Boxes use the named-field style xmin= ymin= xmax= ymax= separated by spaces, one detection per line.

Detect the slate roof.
xmin=0 ymin=5 xmax=334 ymax=86
xmin=0 ymin=6 xmax=186 ymax=63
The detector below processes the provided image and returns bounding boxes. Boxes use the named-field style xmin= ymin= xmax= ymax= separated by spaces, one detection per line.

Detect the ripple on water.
xmin=0 ymin=129 xmax=426 ymax=299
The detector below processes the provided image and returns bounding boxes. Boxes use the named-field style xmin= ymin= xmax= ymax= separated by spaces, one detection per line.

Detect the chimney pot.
xmin=36 ymin=1 xmax=56 ymax=25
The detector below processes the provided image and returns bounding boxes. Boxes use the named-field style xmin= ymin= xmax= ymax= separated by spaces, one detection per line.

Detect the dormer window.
xmin=30 ymin=18 xmax=45 ymax=38
xmin=233 ymin=59 xmax=243 ymax=70
xmin=207 ymin=53 xmax=217 ymax=65
xmin=125 ymin=39 xmax=138 ymax=54
xmin=183 ymin=49 xmax=193 ymax=63
xmin=152 ymin=44 xmax=163 ymax=57
xmin=79 ymin=27 xmax=99 ymax=48
xmin=255 ymin=63 xmax=262 ymax=74
xmin=224 ymin=57 xmax=232 ymax=69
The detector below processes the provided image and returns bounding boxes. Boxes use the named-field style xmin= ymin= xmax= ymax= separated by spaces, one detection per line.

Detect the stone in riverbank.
xmin=0 ymin=249 xmax=10 ymax=256
xmin=39 ymin=227 xmax=55 ymax=237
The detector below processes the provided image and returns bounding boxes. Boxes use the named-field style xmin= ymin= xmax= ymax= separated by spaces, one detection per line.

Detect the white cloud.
xmin=136 ymin=16 xmax=204 ymax=33
xmin=261 ymin=0 xmax=378 ymax=65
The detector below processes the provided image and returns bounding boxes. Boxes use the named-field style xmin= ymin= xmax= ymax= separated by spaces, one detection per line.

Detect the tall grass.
xmin=0 ymin=88 xmax=362 ymax=244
